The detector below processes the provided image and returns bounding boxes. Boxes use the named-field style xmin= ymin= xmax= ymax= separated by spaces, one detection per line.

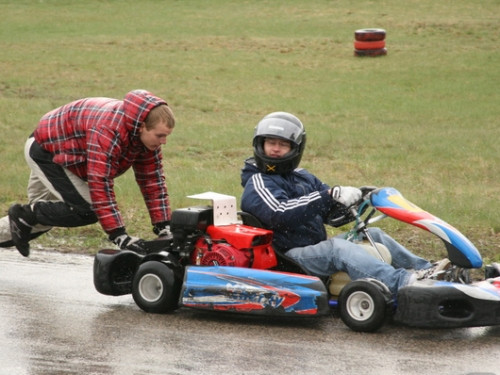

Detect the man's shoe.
xmin=8 ymin=204 xmax=36 ymax=257
xmin=414 ymin=258 xmax=451 ymax=281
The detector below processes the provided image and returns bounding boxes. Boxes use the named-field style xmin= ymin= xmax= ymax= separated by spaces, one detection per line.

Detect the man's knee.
xmin=33 ymin=201 xmax=97 ymax=227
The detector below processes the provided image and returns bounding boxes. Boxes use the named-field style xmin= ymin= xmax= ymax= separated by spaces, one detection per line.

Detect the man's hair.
xmin=144 ymin=104 xmax=175 ymax=130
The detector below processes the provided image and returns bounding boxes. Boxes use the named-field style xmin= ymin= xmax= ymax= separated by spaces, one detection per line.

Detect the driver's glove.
xmin=330 ymin=186 xmax=362 ymax=207
xmin=109 ymin=229 xmax=148 ymax=254
xmin=153 ymin=221 xmax=171 ymax=238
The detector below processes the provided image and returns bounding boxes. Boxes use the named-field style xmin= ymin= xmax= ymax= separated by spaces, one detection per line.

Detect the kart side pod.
xmin=180 ymin=266 xmax=330 ymax=317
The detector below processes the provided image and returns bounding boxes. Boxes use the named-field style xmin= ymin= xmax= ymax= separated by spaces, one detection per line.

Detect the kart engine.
xmin=191 ymin=237 xmax=252 ymax=267
xmin=171 ymin=205 xmax=277 ymax=269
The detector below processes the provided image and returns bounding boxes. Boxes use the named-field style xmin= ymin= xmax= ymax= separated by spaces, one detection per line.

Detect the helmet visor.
xmin=255 ymin=117 xmax=305 ymax=145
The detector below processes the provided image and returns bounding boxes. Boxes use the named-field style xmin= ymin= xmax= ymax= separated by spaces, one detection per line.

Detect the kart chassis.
xmin=94 ymin=190 xmax=500 ymax=332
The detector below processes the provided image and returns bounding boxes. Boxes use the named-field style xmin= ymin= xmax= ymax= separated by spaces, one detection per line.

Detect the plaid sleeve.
xmin=133 ymin=149 xmax=171 ymax=225
xmin=86 ymin=126 xmax=125 ymax=234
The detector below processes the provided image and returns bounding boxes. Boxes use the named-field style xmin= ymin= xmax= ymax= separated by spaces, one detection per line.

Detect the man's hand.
xmin=330 ymin=186 xmax=362 ymax=207
xmin=112 ymin=234 xmax=148 ymax=254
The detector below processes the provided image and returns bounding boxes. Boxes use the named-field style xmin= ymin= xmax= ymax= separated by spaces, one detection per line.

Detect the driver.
xmin=240 ymin=112 xmax=450 ymax=295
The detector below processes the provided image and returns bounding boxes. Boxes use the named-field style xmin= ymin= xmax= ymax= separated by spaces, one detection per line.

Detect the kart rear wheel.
xmin=132 ymin=261 xmax=180 ymax=313
xmin=339 ymin=280 xmax=390 ymax=332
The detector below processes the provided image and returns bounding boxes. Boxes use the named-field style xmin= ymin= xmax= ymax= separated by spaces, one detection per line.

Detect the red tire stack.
xmin=354 ymin=28 xmax=387 ymax=57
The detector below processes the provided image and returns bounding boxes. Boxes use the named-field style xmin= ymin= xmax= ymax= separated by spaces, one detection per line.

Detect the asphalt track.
xmin=0 ymin=248 xmax=498 ymax=375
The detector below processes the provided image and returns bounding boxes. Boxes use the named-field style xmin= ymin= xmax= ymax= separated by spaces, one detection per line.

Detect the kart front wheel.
xmin=132 ymin=261 xmax=180 ymax=313
xmin=339 ymin=280 xmax=391 ymax=332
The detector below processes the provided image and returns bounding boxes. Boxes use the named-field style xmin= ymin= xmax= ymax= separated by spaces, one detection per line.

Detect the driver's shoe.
xmin=415 ymin=258 xmax=451 ymax=281
xmin=8 ymin=204 xmax=36 ymax=257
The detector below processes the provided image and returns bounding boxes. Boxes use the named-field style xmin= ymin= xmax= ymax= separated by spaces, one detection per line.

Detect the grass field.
xmin=0 ymin=0 xmax=499 ymax=263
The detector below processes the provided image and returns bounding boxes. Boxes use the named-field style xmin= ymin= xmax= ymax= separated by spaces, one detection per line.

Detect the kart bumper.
xmin=395 ymin=277 xmax=500 ymax=328
xmin=93 ymin=249 xmax=143 ymax=296
xmin=93 ymin=246 xmax=174 ymax=296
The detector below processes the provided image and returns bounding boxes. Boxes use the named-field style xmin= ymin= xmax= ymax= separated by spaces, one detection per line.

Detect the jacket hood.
xmin=241 ymin=157 xmax=261 ymax=187
xmin=123 ymin=89 xmax=167 ymax=137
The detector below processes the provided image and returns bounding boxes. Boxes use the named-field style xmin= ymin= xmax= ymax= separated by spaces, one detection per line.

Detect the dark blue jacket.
xmin=240 ymin=157 xmax=335 ymax=252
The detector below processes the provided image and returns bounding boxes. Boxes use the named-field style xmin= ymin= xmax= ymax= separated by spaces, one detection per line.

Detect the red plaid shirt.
xmin=33 ymin=90 xmax=171 ymax=234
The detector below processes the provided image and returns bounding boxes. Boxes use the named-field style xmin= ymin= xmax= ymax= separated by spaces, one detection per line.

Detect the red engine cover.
xmin=190 ymin=224 xmax=278 ymax=269
xmin=192 ymin=240 xmax=252 ymax=267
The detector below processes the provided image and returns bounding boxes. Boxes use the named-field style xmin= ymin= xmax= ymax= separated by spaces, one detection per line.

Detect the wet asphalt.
xmin=0 ymin=248 xmax=499 ymax=375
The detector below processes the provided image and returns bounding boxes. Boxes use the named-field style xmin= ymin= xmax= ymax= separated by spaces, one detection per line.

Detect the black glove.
xmin=109 ymin=229 xmax=148 ymax=254
xmin=326 ymin=202 xmax=355 ymax=227
xmin=153 ymin=221 xmax=171 ymax=237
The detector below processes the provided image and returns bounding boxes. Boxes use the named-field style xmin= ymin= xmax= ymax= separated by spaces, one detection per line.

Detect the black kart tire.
xmin=355 ymin=28 xmax=386 ymax=42
xmin=339 ymin=280 xmax=389 ymax=332
xmin=132 ymin=261 xmax=181 ymax=313
xmin=354 ymin=48 xmax=387 ymax=57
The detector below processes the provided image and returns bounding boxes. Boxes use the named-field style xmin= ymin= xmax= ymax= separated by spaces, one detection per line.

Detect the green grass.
xmin=0 ymin=0 xmax=499 ymax=263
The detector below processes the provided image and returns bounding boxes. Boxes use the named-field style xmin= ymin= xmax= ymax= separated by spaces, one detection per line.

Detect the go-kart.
xmin=93 ymin=188 xmax=500 ymax=332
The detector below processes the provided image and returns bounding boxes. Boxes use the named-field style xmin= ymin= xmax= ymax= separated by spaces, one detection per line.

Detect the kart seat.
xmin=238 ymin=211 xmax=264 ymax=229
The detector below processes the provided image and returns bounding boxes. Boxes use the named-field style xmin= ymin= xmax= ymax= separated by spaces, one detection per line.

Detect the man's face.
xmin=263 ymin=137 xmax=291 ymax=158
xmin=139 ymin=121 xmax=173 ymax=151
